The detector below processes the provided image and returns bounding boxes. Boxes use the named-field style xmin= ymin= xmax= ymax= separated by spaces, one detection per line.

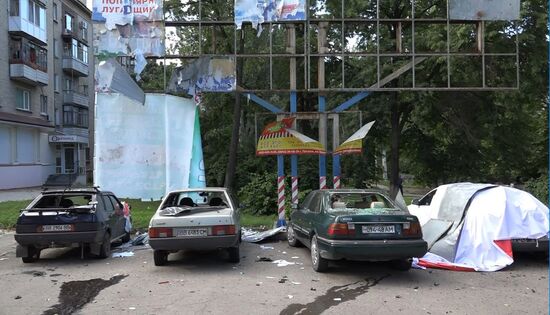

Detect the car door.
xmin=292 ymin=191 xmax=315 ymax=243
xmin=102 ymin=195 xmax=120 ymax=239
xmin=109 ymin=195 xmax=127 ymax=238
xmin=301 ymin=192 xmax=323 ymax=246
xmin=408 ymin=189 xmax=437 ymax=226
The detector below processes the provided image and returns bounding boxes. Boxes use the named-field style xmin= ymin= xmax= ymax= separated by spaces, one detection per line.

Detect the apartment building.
xmin=0 ymin=0 xmax=93 ymax=189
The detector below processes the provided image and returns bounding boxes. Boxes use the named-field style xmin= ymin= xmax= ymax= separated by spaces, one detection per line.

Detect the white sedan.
xmin=148 ymin=188 xmax=241 ymax=266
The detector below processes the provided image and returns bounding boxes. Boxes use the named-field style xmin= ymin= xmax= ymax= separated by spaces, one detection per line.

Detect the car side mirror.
xmin=411 ymin=198 xmax=420 ymax=205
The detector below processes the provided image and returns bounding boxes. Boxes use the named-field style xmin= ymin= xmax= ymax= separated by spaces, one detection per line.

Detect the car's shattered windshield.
xmin=160 ymin=191 xmax=229 ymax=213
xmin=31 ymin=194 xmax=95 ymax=209
xmin=327 ymin=192 xmax=400 ymax=214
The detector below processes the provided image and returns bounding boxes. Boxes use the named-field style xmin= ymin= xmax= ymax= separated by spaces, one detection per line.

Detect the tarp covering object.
xmin=256 ymin=118 xmax=326 ymax=155
xmin=94 ymin=93 xmax=205 ymax=200
xmin=334 ymin=121 xmax=375 ymax=155
xmin=415 ymin=184 xmax=549 ymax=271
xmin=235 ymin=0 xmax=306 ymax=30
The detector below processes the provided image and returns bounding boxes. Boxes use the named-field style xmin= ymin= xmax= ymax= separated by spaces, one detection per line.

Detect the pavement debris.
xmin=256 ymin=257 xmax=273 ymax=262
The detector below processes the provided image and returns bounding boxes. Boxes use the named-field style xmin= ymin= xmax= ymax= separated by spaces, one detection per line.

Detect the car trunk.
xmin=151 ymin=207 xmax=234 ymax=228
xmin=16 ymin=208 xmax=98 ymax=233
xmin=329 ymin=211 xmax=421 ymax=240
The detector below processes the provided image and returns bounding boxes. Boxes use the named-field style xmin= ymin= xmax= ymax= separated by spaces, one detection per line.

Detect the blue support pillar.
xmin=319 ymin=95 xmax=327 ymax=189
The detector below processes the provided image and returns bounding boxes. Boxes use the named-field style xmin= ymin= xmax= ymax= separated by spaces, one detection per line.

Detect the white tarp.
xmin=414 ymin=184 xmax=549 ymax=271
xmin=454 ymin=186 xmax=549 ymax=271
xmin=94 ymin=93 xmax=200 ymax=199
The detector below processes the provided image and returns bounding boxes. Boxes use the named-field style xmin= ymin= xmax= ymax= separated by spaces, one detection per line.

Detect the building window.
xmin=80 ymin=21 xmax=88 ymax=41
xmin=10 ymin=0 xmax=19 ymax=16
xmin=53 ymin=3 xmax=58 ymax=21
xmin=65 ymin=78 xmax=73 ymax=91
xmin=40 ymin=95 xmax=47 ymax=115
xmin=54 ymin=39 xmax=59 ymax=58
xmin=63 ymin=105 xmax=89 ymax=128
xmin=16 ymin=89 xmax=31 ymax=111
xmin=54 ymin=74 xmax=60 ymax=93
xmin=64 ymin=14 xmax=73 ymax=32
xmin=28 ymin=0 xmax=44 ymax=28
xmin=9 ymin=37 xmax=48 ymax=72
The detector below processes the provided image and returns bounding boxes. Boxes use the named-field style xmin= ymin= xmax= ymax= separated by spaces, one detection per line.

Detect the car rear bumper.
xmin=512 ymin=237 xmax=549 ymax=253
xmin=14 ymin=231 xmax=102 ymax=248
xmin=316 ymin=236 xmax=428 ymax=261
xmin=149 ymin=235 xmax=239 ymax=251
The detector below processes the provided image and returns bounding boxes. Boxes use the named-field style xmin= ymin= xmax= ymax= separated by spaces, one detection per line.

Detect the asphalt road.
xmin=0 ymin=231 xmax=547 ymax=315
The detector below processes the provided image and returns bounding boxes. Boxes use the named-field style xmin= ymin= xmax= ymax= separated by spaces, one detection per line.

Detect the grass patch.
xmin=240 ymin=213 xmax=277 ymax=228
xmin=0 ymin=199 xmax=278 ymax=231
xmin=0 ymin=200 xmax=31 ymax=229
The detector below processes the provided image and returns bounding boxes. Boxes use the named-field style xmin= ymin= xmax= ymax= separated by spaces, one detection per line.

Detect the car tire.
xmin=287 ymin=225 xmax=301 ymax=247
xmin=154 ymin=250 xmax=168 ymax=266
xmin=228 ymin=246 xmax=240 ymax=263
xmin=21 ymin=246 xmax=39 ymax=263
xmin=98 ymin=231 xmax=111 ymax=259
xmin=391 ymin=258 xmax=412 ymax=271
xmin=311 ymin=235 xmax=328 ymax=272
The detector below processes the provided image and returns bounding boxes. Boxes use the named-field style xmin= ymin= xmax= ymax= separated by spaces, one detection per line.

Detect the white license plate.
xmin=42 ymin=224 xmax=73 ymax=232
xmin=175 ymin=228 xmax=208 ymax=237
xmin=362 ymin=225 xmax=395 ymax=234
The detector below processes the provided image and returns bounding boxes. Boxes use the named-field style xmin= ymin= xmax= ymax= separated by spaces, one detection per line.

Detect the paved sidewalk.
xmin=0 ymin=187 xmax=42 ymax=202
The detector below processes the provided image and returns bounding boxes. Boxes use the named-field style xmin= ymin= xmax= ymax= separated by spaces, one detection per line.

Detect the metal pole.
xmin=318 ymin=22 xmax=328 ymax=190
xmin=332 ymin=114 xmax=340 ymax=188
xmin=288 ymin=24 xmax=298 ymax=207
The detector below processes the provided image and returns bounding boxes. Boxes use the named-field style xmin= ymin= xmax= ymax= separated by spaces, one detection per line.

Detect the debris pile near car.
xmin=241 ymin=226 xmax=286 ymax=243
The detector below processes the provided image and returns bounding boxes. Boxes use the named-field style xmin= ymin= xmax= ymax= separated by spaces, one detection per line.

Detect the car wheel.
xmin=311 ymin=235 xmax=328 ymax=272
xmin=153 ymin=250 xmax=168 ymax=266
xmin=228 ymin=246 xmax=240 ymax=263
xmin=287 ymin=225 xmax=301 ymax=247
xmin=98 ymin=231 xmax=111 ymax=259
xmin=21 ymin=246 xmax=39 ymax=263
xmin=121 ymin=231 xmax=131 ymax=243
xmin=391 ymin=258 xmax=412 ymax=271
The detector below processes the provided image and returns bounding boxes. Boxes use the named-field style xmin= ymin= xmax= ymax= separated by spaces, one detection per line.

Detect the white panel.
xmin=39 ymin=132 xmax=54 ymax=164
xmin=0 ymin=126 xmax=12 ymax=164
xmin=16 ymin=127 xmax=35 ymax=163
xmin=94 ymin=93 xmax=197 ymax=199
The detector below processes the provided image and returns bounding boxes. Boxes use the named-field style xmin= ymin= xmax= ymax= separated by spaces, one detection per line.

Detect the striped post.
xmin=291 ymin=176 xmax=298 ymax=205
xmin=276 ymin=155 xmax=286 ymax=227
xmin=333 ymin=175 xmax=341 ymax=189
xmin=319 ymin=176 xmax=327 ymax=190
xmin=277 ymin=176 xmax=285 ymax=224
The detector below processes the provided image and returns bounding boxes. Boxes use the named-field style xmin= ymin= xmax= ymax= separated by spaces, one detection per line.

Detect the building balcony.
xmin=62 ymin=56 xmax=89 ymax=77
xmin=8 ymin=16 xmax=47 ymax=45
xmin=63 ymin=88 xmax=89 ymax=107
xmin=10 ymin=63 xmax=48 ymax=86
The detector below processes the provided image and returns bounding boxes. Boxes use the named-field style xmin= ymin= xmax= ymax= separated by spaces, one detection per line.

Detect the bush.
xmin=524 ymin=175 xmax=549 ymax=205
xmin=238 ymin=171 xmax=278 ymax=215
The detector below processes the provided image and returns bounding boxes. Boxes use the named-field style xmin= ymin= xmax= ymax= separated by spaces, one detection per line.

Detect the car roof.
xmin=316 ymin=188 xmax=389 ymax=194
xmin=167 ymin=187 xmax=229 ymax=194
xmin=41 ymin=188 xmax=114 ymax=195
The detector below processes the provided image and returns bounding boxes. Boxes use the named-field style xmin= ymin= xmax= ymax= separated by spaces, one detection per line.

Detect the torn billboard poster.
xmin=95 ymin=59 xmax=145 ymax=104
xmin=449 ymin=0 xmax=520 ymax=20
xmin=256 ymin=118 xmax=326 ymax=155
xmin=168 ymin=57 xmax=236 ymax=96
xmin=235 ymin=0 xmax=306 ymax=29
xmin=92 ymin=0 xmax=165 ymax=78
xmin=334 ymin=121 xmax=375 ymax=155
xmin=94 ymin=93 xmax=206 ymax=200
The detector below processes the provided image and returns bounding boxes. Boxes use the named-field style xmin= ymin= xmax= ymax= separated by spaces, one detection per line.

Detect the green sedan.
xmin=287 ymin=189 xmax=428 ymax=272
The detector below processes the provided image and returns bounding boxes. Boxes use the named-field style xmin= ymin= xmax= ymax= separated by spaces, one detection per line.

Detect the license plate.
xmin=174 ymin=228 xmax=208 ymax=237
xmin=41 ymin=224 xmax=73 ymax=232
xmin=362 ymin=225 xmax=395 ymax=234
